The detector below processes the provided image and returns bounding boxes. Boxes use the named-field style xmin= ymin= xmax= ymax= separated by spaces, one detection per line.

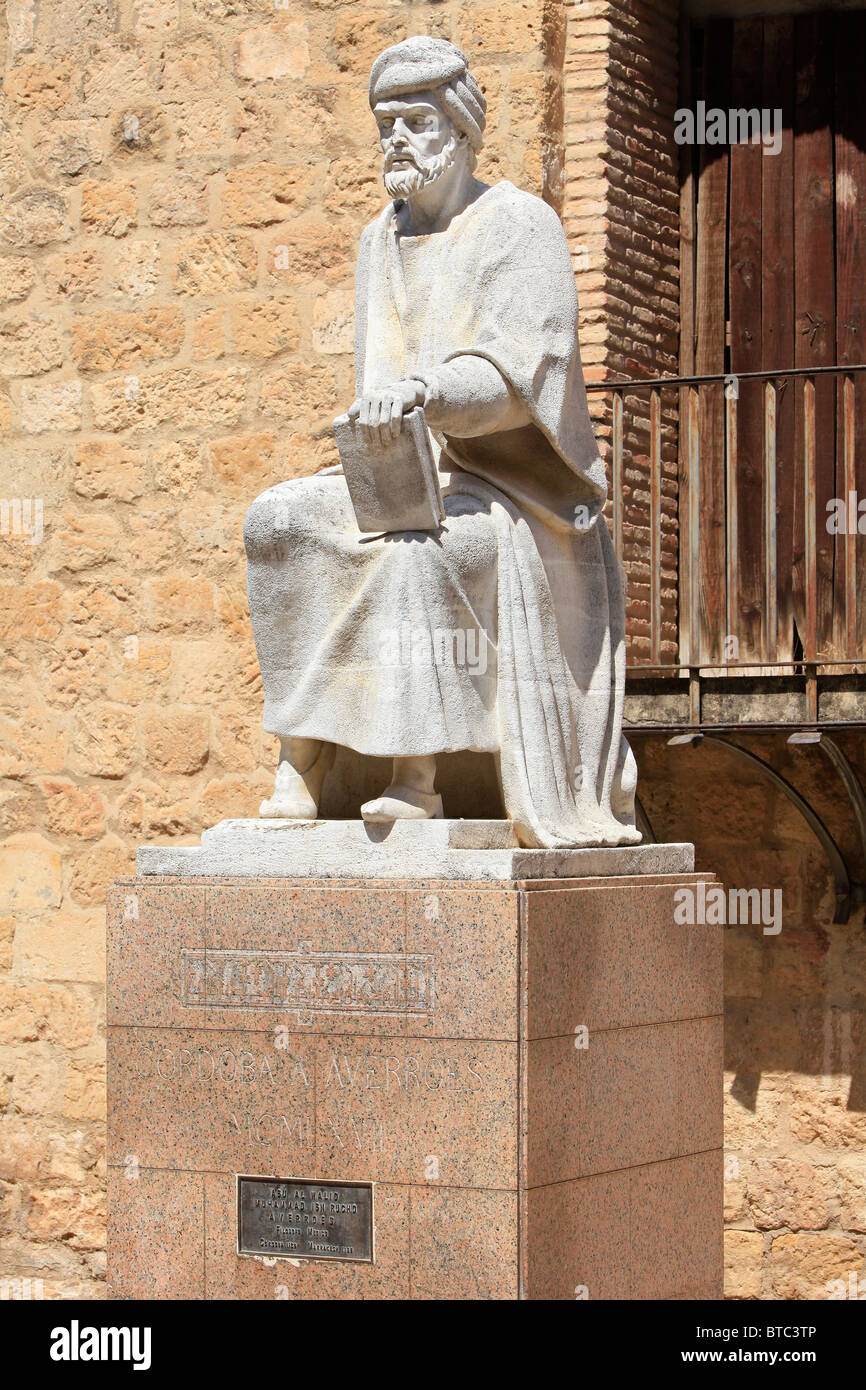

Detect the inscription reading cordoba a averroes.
xmin=181 ymin=948 xmax=434 ymax=1018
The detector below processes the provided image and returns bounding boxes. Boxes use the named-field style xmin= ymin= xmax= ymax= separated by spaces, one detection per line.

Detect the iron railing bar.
xmin=687 ymin=385 xmax=700 ymax=673
xmin=803 ymin=376 xmax=817 ymax=667
xmin=586 ymin=362 xmax=866 ymax=392
xmin=724 ymin=386 xmax=738 ymax=657
xmin=843 ymin=374 xmax=857 ymax=660
xmin=764 ymin=381 xmax=778 ymax=663
xmin=626 ymin=657 xmax=866 ymax=672
xmin=622 ymin=664 xmax=866 ymax=681
xmin=612 ymin=392 xmax=623 ymax=559
xmin=650 ymin=388 xmax=662 ymax=665
xmin=626 ymin=721 xmax=866 ymax=732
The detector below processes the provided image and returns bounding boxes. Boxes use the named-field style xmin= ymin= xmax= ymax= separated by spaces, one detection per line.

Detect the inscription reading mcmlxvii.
xmin=181 ymin=948 xmax=434 ymax=1018
xmin=237 ymin=1177 xmax=374 ymax=1262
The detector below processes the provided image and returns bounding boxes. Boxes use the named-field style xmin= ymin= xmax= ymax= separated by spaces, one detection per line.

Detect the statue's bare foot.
xmin=259 ymin=783 xmax=319 ymax=819
xmin=361 ymin=754 xmax=441 ymax=823
xmin=361 ymin=785 xmax=444 ymax=822
xmin=260 ymin=738 xmax=335 ymax=819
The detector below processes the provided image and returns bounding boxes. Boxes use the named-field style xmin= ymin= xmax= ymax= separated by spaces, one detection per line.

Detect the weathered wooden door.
xmin=681 ymin=11 xmax=866 ymax=670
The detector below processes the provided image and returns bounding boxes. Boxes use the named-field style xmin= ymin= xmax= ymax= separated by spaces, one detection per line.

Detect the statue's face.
xmin=374 ymin=91 xmax=462 ymax=197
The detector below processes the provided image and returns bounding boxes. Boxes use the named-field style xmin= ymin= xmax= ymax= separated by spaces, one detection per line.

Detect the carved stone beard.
xmin=383 ymin=133 xmax=460 ymax=199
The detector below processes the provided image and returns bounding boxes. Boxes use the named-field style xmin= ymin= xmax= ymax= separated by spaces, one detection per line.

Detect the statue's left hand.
xmin=347 ymin=380 xmax=426 ymax=448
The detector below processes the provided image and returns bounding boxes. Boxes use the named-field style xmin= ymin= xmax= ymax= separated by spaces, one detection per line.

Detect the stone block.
xmin=107 ymin=853 xmax=723 ymax=1299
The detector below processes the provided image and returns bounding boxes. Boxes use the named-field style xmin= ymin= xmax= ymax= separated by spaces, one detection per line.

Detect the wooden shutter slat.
xmin=694 ymin=18 xmax=732 ymax=667
xmin=729 ymin=17 xmax=765 ymax=662
xmin=761 ymin=16 xmax=796 ymax=666
xmin=794 ymin=12 xmax=837 ymax=660
xmin=834 ymin=11 xmax=866 ymax=660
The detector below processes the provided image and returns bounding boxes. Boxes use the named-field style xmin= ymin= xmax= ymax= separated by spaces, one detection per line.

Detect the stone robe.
xmin=244 ymin=179 xmax=639 ymax=847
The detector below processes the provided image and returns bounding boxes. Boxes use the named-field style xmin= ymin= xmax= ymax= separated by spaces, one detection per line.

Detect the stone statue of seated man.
xmin=244 ymin=35 xmax=639 ymax=849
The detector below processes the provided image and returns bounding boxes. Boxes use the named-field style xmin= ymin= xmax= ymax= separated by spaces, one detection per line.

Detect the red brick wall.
xmin=562 ymin=0 xmax=680 ymax=665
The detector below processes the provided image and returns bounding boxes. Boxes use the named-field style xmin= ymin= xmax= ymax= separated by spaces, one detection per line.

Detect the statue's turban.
xmin=369 ymin=36 xmax=487 ymax=152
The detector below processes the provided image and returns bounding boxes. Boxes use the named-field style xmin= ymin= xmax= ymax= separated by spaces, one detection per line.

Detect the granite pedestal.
xmin=106 ymin=821 xmax=723 ymax=1300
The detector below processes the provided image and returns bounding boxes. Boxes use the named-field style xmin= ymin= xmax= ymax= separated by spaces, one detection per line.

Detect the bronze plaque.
xmin=237 ymin=1176 xmax=374 ymax=1263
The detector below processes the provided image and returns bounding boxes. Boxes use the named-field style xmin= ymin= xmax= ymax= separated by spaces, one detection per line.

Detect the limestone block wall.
xmin=0 ymin=0 xmax=558 ymax=1298
xmin=638 ymin=734 xmax=866 ymax=1301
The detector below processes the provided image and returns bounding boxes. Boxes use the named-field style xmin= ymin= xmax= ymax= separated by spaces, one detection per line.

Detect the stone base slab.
xmin=106 ymin=859 xmax=722 ymax=1300
xmin=136 ymin=818 xmax=694 ymax=882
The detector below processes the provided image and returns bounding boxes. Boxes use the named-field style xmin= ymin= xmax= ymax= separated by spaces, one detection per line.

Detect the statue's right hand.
xmin=347 ymin=380 xmax=426 ymax=448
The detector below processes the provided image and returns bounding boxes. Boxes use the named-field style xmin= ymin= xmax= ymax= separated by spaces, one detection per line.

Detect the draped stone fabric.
xmin=244 ymin=180 xmax=639 ymax=847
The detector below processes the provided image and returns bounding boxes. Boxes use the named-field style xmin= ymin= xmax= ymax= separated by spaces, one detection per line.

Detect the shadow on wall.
xmin=633 ymin=732 xmax=866 ymax=1114
xmin=320 ymin=746 xmax=505 ymax=820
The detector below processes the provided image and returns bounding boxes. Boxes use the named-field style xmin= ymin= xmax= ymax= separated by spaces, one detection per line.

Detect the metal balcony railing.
xmin=587 ymin=365 xmax=866 ymax=723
